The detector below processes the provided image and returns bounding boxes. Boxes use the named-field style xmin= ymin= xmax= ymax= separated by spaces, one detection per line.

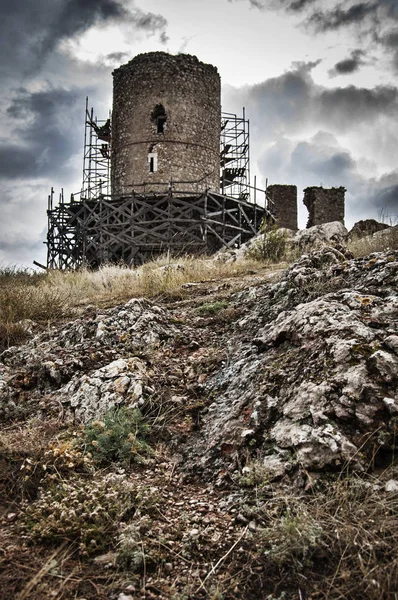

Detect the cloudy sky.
xmin=1 ymin=0 xmax=398 ymax=267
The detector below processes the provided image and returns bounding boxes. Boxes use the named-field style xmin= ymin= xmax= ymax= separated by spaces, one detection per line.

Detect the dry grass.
xmin=247 ymin=469 xmax=398 ymax=599
xmin=46 ymin=255 xmax=261 ymax=305
xmin=348 ymin=226 xmax=398 ymax=257
xmin=0 ymin=256 xmax=263 ymax=351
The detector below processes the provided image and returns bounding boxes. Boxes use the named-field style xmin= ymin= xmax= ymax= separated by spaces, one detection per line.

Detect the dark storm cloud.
xmin=232 ymin=0 xmax=398 ymax=73
xmin=239 ymin=61 xmax=320 ymax=136
xmin=0 ymin=0 xmax=168 ymax=79
xmin=228 ymin=0 xmax=317 ymax=11
xmin=379 ymin=27 xmax=398 ymax=71
xmin=374 ymin=183 xmax=398 ymax=217
xmin=258 ymin=133 xmax=398 ymax=224
xmin=0 ymin=0 xmax=168 ymax=265
xmin=329 ymin=49 xmax=367 ymax=76
xmin=291 ymin=142 xmax=356 ymax=178
xmin=105 ymin=52 xmax=130 ymax=64
xmin=225 ymin=60 xmax=398 ymax=225
xmin=229 ymin=61 xmax=398 ymax=138
xmin=1 ymin=87 xmax=83 ymax=179
xmin=259 ymin=133 xmax=360 ymax=190
xmin=317 ymin=84 xmax=398 ymax=128
xmin=288 ymin=0 xmax=317 ymax=11
xmin=307 ymin=2 xmax=377 ymax=32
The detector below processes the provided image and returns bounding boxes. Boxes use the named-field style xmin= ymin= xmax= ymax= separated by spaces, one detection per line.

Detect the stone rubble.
xmin=0 ymin=299 xmax=178 ymax=421
xmin=217 ymin=221 xmax=349 ymax=262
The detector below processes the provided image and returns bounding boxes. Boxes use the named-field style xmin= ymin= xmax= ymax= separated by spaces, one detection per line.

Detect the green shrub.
xmin=83 ymin=407 xmax=151 ymax=465
xmin=196 ymin=300 xmax=229 ymax=315
xmin=247 ymin=225 xmax=291 ymax=263
xmin=261 ymin=509 xmax=325 ymax=570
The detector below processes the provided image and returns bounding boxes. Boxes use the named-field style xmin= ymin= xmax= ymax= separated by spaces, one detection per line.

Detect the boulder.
xmin=294 ymin=221 xmax=348 ymax=248
xmin=0 ymin=299 xmax=178 ymax=422
xmin=349 ymin=219 xmax=389 ymax=240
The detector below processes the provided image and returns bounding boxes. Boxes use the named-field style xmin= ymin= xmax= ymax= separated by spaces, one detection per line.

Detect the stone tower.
xmin=303 ymin=186 xmax=346 ymax=228
xmin=266 ymin=184 xmax=298 ymax=230
xmin=111 ymin=52 xmax=221 ymax=195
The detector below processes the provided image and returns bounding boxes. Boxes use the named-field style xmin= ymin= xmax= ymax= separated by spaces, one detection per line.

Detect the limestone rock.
xmin=61 ymin=357 xmax=147 ymax=423
xmin=0 ymin=298 xmax=178 ymax=422
xmin=181 ymin=248 xmax=398 ymax=483
xmin=293 ymin=221 xmax=348 ymax=249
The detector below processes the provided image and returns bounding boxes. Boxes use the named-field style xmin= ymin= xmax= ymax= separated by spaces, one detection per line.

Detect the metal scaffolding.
xmin=81 ymin=97 xmax=111 ymax=200
xmin=220 ymin=109 xmax=250 ymax=201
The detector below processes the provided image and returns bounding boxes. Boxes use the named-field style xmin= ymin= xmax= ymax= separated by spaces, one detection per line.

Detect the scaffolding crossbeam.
xmin=46 ymin=190 xmax=272 ymax=269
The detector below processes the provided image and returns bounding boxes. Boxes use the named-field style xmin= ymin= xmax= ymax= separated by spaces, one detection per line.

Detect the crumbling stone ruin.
xmin=303 ymin=186 xmax=346 ymax=228
xmin=267 ymin=184 xmax=298 ymax=230
xmin=265 ymin=184 xmax=346 ymax=230
xmin=111 ymin=52 xmax=221 ymax=195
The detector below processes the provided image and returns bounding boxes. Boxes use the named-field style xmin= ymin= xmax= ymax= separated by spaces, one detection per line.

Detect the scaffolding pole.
xmin=220 ymin=108 xmax=250 ymax=202
xmin=81 ymin=97 xmax=111 ymax=200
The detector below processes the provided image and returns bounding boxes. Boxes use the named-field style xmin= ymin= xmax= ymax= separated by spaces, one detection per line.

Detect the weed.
xmin=116 ymin=522 xmax=146 ymax=571
xmin=238 ymin=461 xmax=271 ymax=489
xmin=261 ymin=508 xmax=325 ymax=570
xmin=196 ymin=300 xmax=229 ymax=315
xmin=247 ymin=224 xmax=293 ymax=263
xmin=20 ymin=473 xmax=136 ymax=554
xmin=82 ymin=407 xmax=151 ymax=466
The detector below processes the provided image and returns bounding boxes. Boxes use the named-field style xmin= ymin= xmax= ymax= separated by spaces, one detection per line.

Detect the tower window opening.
xmin=157 ymin=116 xmax=166 ymax=134
xmin=151 ymin=104 xmax=167 ymax=134
xmin=148 ymin=152 xmax=158 ymax=173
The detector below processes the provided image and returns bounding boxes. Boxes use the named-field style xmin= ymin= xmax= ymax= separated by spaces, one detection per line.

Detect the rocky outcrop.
xmin=0 ymin=299 xmax=178 ymax=421
xmin=294 ymin=221 xmax=347 ymax=249
xmin=182 ymin=249 xmax=398 ymax=484
xmin=1 ymin=249 xmax=397 ymax=487
xmin=348 ymin=219 xmax=390 ymax=240
xmin=217 ymin=221 xmax=349 ymax=262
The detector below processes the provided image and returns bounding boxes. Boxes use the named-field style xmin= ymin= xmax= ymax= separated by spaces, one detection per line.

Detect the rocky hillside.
xmin=0 ymin=227 xmax=397 ymax=599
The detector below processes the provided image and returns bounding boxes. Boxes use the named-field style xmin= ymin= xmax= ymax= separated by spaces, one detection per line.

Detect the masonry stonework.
xmin=111 ymin=52 xmax=221 ymax=195
xmin=303 ymin=186 xmax=346 ymax=228
xmin=267 ymin=184 xmax=298 ymax=230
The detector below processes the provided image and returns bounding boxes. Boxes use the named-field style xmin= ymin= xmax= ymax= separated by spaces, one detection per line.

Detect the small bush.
xmin=247 ymin=225 xmax=291 ymax=263
xmin=20 ymin=473 xmax=136 ymax=554
xmin=82 ymin=407 xmax=151 ymax=465
xmin=196 ymin=300 xmax=229 ymax=315
xmin=261 ymin=508 xmax=325 ymax=569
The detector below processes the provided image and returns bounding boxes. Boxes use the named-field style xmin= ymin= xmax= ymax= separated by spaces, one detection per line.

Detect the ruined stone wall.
xmin=303 ymin=186 xmax=346 ymax=228
xmin=111 ymin=52 xmax=221 ymax=195
xmin=267 ymin=184 xmax=298 ymax=230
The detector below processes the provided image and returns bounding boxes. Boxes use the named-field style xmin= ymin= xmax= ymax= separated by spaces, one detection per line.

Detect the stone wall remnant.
xmin=303 ymin=186 xmax=345 ymax=228
xmin=267 ymin=184 xmax=298 ymax=230
xmin=111 ymin=52 xmax=221 ymax=195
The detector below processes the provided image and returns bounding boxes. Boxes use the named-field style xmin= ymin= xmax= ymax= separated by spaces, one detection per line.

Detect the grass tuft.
xmin=348 ymin=226 xmax=398 ymax=257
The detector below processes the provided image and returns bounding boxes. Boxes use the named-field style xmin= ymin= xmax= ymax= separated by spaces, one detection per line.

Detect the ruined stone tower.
xmin=111 ymin=52 xmax=221 ymax=195
xmin=267 ymin=184 xmax=298 ymax=230
xmin=303 ymin=186 xmax=346 ymax=227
